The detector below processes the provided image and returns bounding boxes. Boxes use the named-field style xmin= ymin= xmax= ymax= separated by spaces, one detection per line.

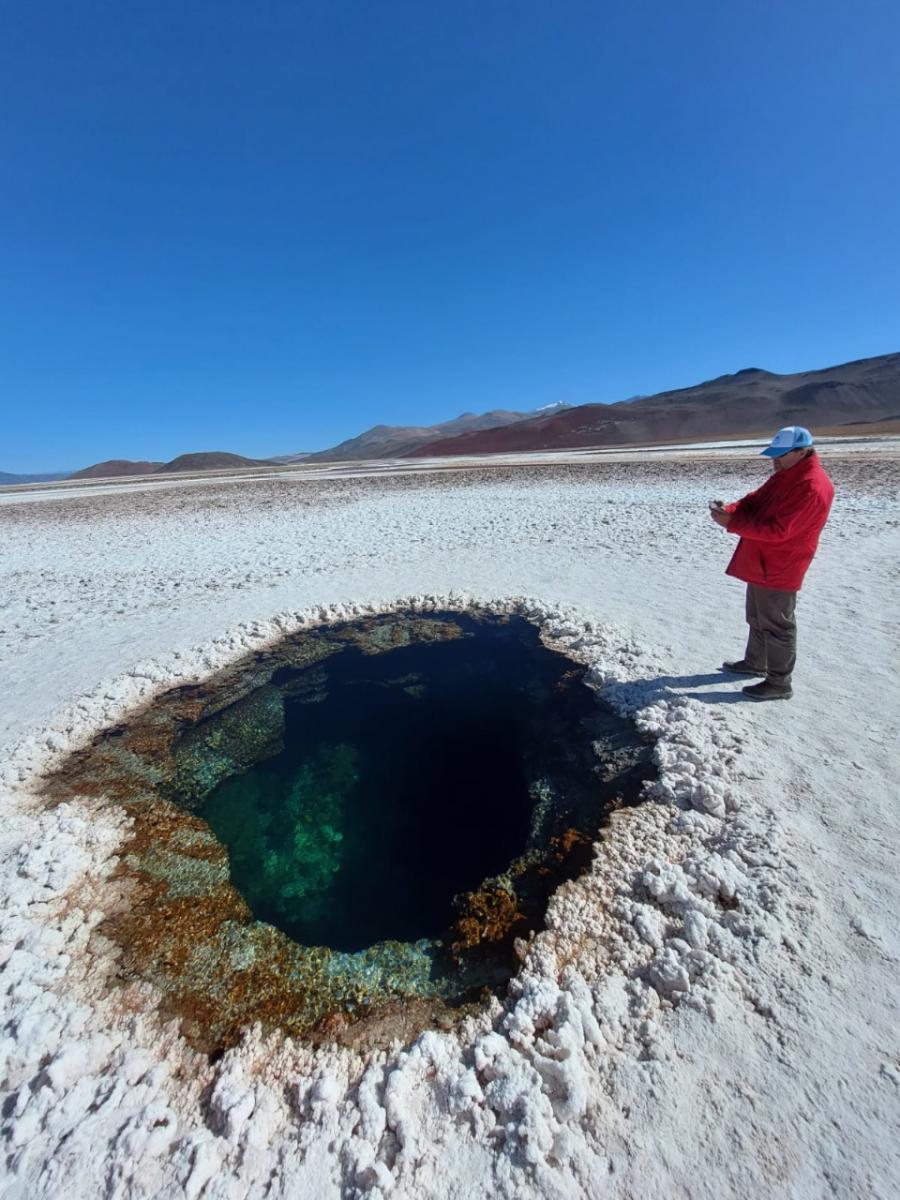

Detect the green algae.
xmin=202 ymin=743 xmax=358 ymax=928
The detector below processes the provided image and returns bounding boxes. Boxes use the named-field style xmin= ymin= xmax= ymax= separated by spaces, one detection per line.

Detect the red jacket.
xmin=724 ymin=451 xmax=834 ymax=591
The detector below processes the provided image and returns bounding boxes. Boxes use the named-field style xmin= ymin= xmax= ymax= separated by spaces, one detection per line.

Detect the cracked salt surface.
xmin=1 ymin=454 xmax=899 ymax=1198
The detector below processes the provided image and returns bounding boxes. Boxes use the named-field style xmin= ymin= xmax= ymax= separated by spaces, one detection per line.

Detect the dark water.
xmin=200 ymin=616 xmax=599 ymax=952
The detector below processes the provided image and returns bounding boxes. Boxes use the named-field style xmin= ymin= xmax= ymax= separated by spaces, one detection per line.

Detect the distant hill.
xmin=305 ymin=404 xmax=569 ymax=462
xmin=69 ymin=460 xmax=163 ymax=480
xmin=267 ymin=451 xmax=314 ymax=464
xmin=157 ymin=451 xmax=272 ymax=473
xmin=0 ymin=470 xmax=72 ymax=485
xmin=410 ymin=353 xmax=900 ymax=456
xmin=69 ymin=452 xmax=274 ymax=479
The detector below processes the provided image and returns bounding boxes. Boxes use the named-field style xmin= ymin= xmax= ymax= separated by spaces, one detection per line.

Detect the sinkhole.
xmin=47 ymin=609 xmax=655 ymax=1052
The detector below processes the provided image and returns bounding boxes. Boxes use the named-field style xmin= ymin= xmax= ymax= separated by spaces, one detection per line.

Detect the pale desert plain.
xmin=1 ymin=441 xmax=899 ymax=1199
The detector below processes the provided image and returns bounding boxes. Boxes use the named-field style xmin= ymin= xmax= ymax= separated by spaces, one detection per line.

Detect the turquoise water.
xmin=200 ymin=615 xmax=595 ymax=952
xmin=201 ymin=743 xmax=358 ymax=929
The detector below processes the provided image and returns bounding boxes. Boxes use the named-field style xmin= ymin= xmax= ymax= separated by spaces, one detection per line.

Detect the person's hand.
xmin=709 ymin=506 xmax=731 ymax=528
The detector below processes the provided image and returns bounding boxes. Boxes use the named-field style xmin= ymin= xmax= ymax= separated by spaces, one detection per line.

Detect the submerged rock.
xmin=168 ymin=683 xmax=286 ymax=809
xmin=203 ymin=743 xmax=357 ymax=924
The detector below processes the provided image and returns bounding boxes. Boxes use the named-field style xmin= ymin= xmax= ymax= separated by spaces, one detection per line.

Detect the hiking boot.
xmin=721 ymin=660 xmax=766 ymax=676
xmin=742 ymin=680 xmax=793 ymax=701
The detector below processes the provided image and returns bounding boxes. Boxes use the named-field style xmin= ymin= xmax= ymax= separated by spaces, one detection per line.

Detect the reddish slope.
xmin=410 ymin=353 xmax=900 ymax=456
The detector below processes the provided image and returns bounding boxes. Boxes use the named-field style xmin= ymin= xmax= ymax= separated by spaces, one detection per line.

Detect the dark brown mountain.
xmin=304 ymin=405 xmax=568 ymax=462
xmin=157 ymin=451 xmax=272 ymax=473
xmin=69 ymin=460 xmax=163 ymax=479
xmin=70 ymin=452 xmax=274 ymax=479
xmin=410 ymin=352 xmax=900 ymax=457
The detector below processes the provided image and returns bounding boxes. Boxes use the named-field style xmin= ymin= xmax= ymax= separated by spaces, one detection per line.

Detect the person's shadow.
xmin=617 ymin=671 xmax=752 ymax=706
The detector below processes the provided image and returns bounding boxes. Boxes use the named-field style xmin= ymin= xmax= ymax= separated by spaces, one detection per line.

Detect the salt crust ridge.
xmin=0 ymin=591 xmax=789 ymax=1198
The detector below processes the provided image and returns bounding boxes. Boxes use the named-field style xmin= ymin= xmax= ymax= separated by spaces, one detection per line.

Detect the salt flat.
xmin=1 ymin=449 xmax=899 ymax=1199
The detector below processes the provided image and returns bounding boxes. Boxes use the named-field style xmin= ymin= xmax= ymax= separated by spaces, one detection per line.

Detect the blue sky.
xmin=2 ymin=1 xmax=899 ymax=472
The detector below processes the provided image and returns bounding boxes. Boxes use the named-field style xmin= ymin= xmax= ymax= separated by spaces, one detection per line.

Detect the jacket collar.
xmin=767 ymin=448 xmax=818 ymax=484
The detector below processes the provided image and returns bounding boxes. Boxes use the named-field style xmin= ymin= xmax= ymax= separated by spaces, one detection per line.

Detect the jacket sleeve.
xmin=727 ymin=482 xmax=825 ymax=543
xmin=724 ymin=483 xmax=765 ymax=514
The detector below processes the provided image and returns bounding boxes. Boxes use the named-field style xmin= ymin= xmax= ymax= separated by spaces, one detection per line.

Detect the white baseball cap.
xmin=760 ymin=426 xmax=814 ymax=457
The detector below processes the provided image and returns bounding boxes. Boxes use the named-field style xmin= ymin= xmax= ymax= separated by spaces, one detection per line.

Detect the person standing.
xmin=709 ymin=426 xmax=834 ymax=701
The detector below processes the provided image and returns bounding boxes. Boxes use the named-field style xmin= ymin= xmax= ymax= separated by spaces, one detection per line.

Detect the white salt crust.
xmin=1 ymin=462 xmax=898 ymax=1198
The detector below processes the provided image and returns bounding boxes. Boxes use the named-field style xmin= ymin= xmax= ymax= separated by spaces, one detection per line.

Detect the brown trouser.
xmin=744 ymin=583 xmax=797 ymax=687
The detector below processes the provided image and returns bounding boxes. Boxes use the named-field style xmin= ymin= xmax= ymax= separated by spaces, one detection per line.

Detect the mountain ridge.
xmin=410 ymin=352 xmax=900 ymax=457
xmin=302 ymin=404 xmax=569 ymax=462
xmin=10 ymin=353 xmax=898 ymax=483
